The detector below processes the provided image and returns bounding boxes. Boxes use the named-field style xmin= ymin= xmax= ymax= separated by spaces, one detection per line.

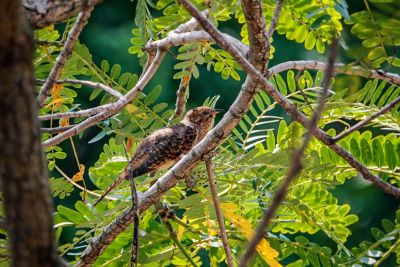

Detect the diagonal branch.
xmin=75 ymin=0 xmax=271 ymax=263
xmin=41 ymin=125 xmax=74 ymax=134
xmin=42 ymin=49 xmax=166 ymax=148
xmin=205 ymin=159 xmax=234 ymax=267
xmin=269 ymin=60 xmax=400 ymax=85
xmin=332 ymin=95 xmax=400 ymax=142
xmin=143 ymin=31 xmax=248 ymax=56
xmin=74 ymin=1 xmax=399 ymax=265
xmin=36 ymin=78 xmax=124 ymax=99
xmin=37 ymin=3 xmax=94 ymax=107
xmin=176 ymin=0 xmax=400 ymax=198
xmin=238 ymin=39 xmax=339 ymax=267
xmin=39 ymin=104 xmax=112 ymax=121
xmin=266 ymin=0 xmax=283 ymax=39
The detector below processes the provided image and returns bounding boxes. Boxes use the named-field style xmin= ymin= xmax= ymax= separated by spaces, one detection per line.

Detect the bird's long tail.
xmin=93 ymin=169 xmax=128 ymax=206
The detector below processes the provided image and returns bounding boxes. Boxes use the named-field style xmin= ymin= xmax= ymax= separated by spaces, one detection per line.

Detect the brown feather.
xmin=93 ymin=106 xmax=221 ymax=206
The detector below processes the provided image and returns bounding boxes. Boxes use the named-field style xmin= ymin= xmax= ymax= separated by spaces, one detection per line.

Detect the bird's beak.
xmin=213 ymin=108 xmax=225 ymax=114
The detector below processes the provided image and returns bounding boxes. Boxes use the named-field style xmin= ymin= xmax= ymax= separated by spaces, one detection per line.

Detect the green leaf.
xmin=305 ymin=32 xmax=316 ymax=50
xmin=384 ymin=140 xmax=396 ymax=169
xmin=110 ymin=64 xmax=122 ymax=79
xmin=276 ymin=74 xmax=287 ymax=95
xmin=57 ymin=205 xmax=86 ymax=224
xmin=144 ymin=85 xmax=162 ymax=105
xmin=367 ymin=47 xmax=385 ymax=61
xmin=287 ymin=70 xmax=296 ymax=93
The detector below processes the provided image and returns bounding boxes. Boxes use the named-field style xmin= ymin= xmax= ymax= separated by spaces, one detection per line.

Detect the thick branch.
xmin=176 ymin=0 xmax=400 ymax=198
xmin=37 ymin=4 xmax=94 ymax=107
xmin=241 ymin=0 xmax=269 ymax=72
xmin=269 ymin=60 xmax=400 ymax=85
xmin=75 ymin=2 xmax=270 ymax=263
xmin=23 ymin=0 xmax=102 ymax=29
xmin=143 ymin=31 xmax=248 ymax=56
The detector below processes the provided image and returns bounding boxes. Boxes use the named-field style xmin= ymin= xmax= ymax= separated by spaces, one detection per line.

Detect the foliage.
xmin=13 ymin=0 xmax=399 ymax=266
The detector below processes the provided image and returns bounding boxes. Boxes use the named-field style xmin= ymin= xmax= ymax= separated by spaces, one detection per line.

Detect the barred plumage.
xmin=94 ymin=106 xmax=223 ymax=206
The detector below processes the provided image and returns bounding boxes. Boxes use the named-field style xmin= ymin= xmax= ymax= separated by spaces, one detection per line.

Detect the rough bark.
xmin=23 ymin=0 xmax=102 ymax=29
xmin=0 ymin=1 xmax=63 ymax=266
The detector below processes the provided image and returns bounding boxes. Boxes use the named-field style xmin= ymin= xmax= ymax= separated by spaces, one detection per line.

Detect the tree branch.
xmin=0 ymin=0 xmax=65 ymax=265
xmin=73 ymin=1 xmax=399 ymax=265
xmin=75 ymin=0 xmax=270 ymax=262
xmin=23 ymin=0 xmax=102 ymax=29
xmin=39 ymin=104 xmax=112 ymax=121
xmin=332 ymin=95 xmax=400 ymax=142
xmin=41 ymin=125 xmax=75 ymax=134
xmin=205 ymin=159 xmax=234 ymax=267
xmin=37 ymin=3 xmax=94 ymax=107
xmin=266 ymin=0 xmax=283 ymax=39
xmin=239 ymin=39 xmax=339 ymax=267
xmin=36 ymin=78 xmax=124 ymax=99
xmin=176 ymin=0 xmax=400 ymax=198
xmin=54 ymin=165 xmax=116 ymax=201
xmin=171 ymin=73 xmax=190 ymax=120
xmin=269 ymin=60 xmax=400 ymax=85
xmin=143 ymin=31 xmax=248 ymax=56
xmin=42 ymin=49 xmax=166 ymax=148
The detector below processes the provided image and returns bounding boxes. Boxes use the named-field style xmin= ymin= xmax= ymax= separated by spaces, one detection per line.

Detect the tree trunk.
xmin=0 ymin=1 xmax=63 ymax=266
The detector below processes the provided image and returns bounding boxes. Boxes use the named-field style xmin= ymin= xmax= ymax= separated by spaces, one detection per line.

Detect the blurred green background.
xmin=54 ymin=0 xmax=399 ymax=262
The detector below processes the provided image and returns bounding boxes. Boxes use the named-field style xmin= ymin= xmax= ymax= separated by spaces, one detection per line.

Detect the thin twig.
xmin=176 ymin=0 xmax=400 ymax=198
xmin=238 ymin=38 xmax=339 ymax=267
xmin=35 ymin=40 xmax=64 ymax=47
xmin=36 ymin=78 xmax=124 ymax=99
xmin=171 ymin=75 xmax=190 ymax=120
xmin=333 ymin=95 xmax=400 ymax=142
xmin=41 ymin=125 xmax=75 ymax=133
xmin=295 ymin=70 xmax=315 ymax=112
xmin=54 ymin=165 xmax=117 ymax=201
xmin=266 ymin=0 xmax=283 ymax=39
xmin=170 ymin=44 xmax=196 ymax=121
xmin=37 ymin=4 xmax=94 ymax=107
xmin=69 ymin=137 xmax=87 ymax=202
xmin=123 ymin=144 xmax=139 ymax=267
xmin=269 ymin=60 xmax=400 ymax=85
xmin=163 ymin=218 xmax=199 ymax=267
xmin=205 ymin=159 xmax=234 ymax=267
xmin=39 ymin=104 xmax=111 ymax=121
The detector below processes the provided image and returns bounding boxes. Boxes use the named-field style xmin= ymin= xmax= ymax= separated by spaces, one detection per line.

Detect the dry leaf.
xmin=72 ymin=164 xmax=85 ymax=182
xmin=221 ymin=203 xmax=282 ymax=267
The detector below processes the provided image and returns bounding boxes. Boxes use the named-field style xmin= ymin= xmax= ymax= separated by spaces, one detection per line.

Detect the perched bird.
xmin=94 ymin=106 xmax=223 ymax=206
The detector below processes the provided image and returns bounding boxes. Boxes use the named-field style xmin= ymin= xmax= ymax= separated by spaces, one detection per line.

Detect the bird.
xmin=93 ymin=106 xmax=223 ymax=206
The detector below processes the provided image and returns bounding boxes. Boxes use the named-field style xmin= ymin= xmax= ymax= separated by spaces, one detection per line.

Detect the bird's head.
xmin=182 ymin=106 xmax=224 ymax=130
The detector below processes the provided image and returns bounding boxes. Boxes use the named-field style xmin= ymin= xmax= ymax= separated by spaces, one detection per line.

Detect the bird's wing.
xmin=132 ymin=123 xmax=198 ymax=176
xmin=93 ymin=124 xmax=197 ymax=206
